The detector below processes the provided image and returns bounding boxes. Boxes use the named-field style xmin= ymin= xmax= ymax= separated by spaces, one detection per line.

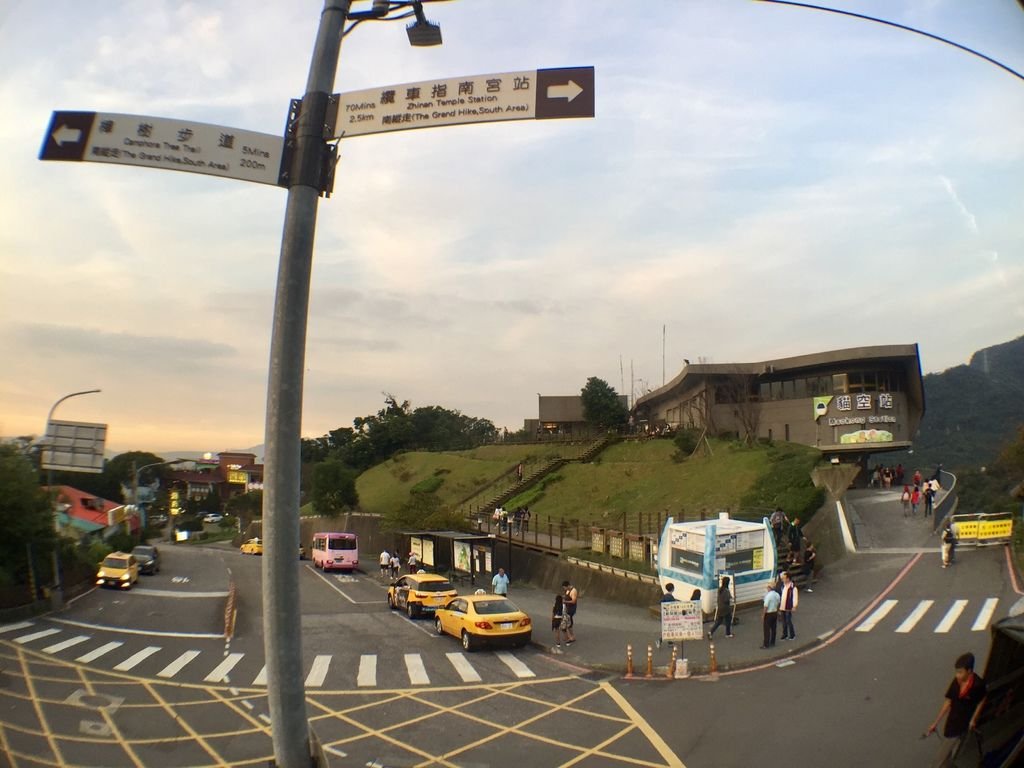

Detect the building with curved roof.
xmin=632 ymin=344 xmax=924 ymax=459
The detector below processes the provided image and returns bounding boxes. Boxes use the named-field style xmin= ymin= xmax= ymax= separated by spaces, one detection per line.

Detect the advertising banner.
xmin=661 ymin=600 xmax=704 ymax=641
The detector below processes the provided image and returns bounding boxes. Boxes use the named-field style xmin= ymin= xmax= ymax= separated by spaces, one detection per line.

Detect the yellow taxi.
xmin=434 ymin=593 xmax=532 ymax=651
xmin=96 ymin=552 xmax=140 ymax=590
xmin=387 ymin=573 xmax=458 ymax=619
xmin=240 ymin=537 xmax=264 ymax=555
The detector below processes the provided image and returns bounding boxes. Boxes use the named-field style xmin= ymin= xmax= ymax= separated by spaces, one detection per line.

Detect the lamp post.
xmin=262 ymin=3 xmax=442 ymax=765
xmin=43 ymin=388 xmax=101 ymax=609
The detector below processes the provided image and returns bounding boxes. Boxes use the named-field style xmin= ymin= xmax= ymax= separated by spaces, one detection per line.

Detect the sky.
xmin=1 ymin=0 xmax=1022 ymax=457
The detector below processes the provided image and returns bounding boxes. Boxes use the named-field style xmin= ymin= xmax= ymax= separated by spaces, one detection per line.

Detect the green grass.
xmin=353 ymin=437 xmax=824 ymax=537
xmin=354 ymin=442 xmax=579 ymax=516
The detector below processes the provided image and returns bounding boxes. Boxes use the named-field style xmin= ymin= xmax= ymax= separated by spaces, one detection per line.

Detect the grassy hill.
xmin=353 ymin=437 xmax=823 ymax=535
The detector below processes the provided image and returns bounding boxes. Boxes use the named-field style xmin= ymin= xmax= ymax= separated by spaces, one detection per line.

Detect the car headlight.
xmin=120 ymin=573 xmax=130 ymax=580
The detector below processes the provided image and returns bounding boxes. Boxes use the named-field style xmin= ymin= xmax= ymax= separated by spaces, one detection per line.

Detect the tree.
xmin=0 ymin=443 xmax=55 ymax=588
xmin=311 ymin=461 xmax=359 ymax=515
xmin=580 ymin=377 xmax=629 ymax=430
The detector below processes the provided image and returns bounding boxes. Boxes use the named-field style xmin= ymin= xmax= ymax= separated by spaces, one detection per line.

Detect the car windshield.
xmin=102 ymin=556 xmax=127 ymax=568
xmin=416 ymin=581 xmax=454 ymax=593
xmin=474 ymin=599 xmax=516 ymax=615
xmin=132 ymin=547 xmax=155 ymax=558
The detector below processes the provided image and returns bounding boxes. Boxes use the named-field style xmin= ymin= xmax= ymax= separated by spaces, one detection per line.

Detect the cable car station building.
xmin=632 ymin=344 xmax=925 ymax=460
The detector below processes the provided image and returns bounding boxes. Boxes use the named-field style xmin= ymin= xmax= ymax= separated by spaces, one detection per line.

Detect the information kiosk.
xmin=658 ymin=513 xmax=778 ymax=615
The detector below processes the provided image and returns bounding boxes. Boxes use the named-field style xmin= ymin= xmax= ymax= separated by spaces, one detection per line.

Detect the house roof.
xmin=47 ymin=485 xmax=137 ymax=533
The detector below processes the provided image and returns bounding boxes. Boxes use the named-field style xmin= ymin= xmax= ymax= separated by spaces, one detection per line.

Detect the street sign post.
xmin=327 ymin=66 xmax=594 ymax=139
xmin=39 ymin=111 xmax=287 ymax=186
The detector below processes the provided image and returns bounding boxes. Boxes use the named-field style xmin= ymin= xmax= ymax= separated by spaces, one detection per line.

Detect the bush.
xmin=740 ymin=444 xmax=825 ymax=522
xmin=672 ymin=428 xmax=702 ymax=460
xmin=411 ymin=475 xmax=444 ymax=494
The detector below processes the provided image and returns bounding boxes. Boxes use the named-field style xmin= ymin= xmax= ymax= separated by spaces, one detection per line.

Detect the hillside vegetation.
xmin=354 ymin=437 xmax=825 ymax=534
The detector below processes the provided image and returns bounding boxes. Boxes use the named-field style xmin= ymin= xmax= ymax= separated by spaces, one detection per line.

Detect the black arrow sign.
xmin=39 ymin=111 xmax=96 ymax=161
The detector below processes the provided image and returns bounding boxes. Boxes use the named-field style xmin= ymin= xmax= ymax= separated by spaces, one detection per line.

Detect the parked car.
xmin=240 ymin=537 xmax=263 ymax=555
xmin=130 ymin=544 xmax=161 ymax=575
xmin=434 ymin=593 xmax=532 ymax=651
xmin=387 ymin=573 xmax=458 ymax=619
xmin=202 ymin=512 xmax=224 ymax=524
xmin=96 ymin=552 xmax=140 ymax=590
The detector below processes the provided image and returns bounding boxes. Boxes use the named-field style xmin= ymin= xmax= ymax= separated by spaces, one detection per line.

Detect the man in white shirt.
xmin=379 ymin=549 xmax=390 ymax=578
xmin=491 ymin=567 xmax=509 ymax=596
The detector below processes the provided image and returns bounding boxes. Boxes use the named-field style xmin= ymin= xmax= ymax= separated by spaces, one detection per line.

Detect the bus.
xmin=311 ymin=532 xmax=359 ymax=572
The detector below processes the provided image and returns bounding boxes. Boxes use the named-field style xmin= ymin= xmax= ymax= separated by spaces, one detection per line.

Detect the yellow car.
xmin=96 ymin=552 xmax=140 ymax=590
xmin=434 ymin=593 xmax=532 ymax=651
xmin=240 ymin=537 xmax=264 ymax=555
xmin=387 ymin=573 xmax=458 ymax=619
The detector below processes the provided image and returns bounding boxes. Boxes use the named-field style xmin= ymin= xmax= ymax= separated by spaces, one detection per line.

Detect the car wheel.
xmin=406 ymin=601 xmax=418 ymax=619
xmin=435 ymin=617 xmax=445 ymax=636
xmin=461 ymin=630 xmax=475 ymax=652
xmin=387 ymin=593 xmax=395 ymax=609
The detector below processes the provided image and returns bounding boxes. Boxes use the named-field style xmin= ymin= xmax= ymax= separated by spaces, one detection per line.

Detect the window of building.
xmin=832 ymin=373 xmax=848 ymax=394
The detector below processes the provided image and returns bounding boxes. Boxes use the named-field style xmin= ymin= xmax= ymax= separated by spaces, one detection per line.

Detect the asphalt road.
xmin=1 ymin=534 xmax=1020 ymax=767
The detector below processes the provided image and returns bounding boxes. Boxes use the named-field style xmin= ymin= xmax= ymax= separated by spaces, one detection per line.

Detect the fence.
xmin=950 ymin=511 xmax=1014 ymax=546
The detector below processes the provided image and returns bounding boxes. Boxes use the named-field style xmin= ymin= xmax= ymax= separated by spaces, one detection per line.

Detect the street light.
xmin=262 ymin=2 xmax=445 ymax=765
xmin=43 ymin=388 xmax=101 ymax=609
xmin=407 ymin=1 xmax=443 ymax=47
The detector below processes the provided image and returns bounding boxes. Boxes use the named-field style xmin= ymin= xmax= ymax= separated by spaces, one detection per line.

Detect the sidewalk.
xmin=508 ymin=550 xmax=915 ymax=677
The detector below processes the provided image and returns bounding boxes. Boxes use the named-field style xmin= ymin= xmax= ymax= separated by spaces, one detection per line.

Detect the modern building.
xmin=632 ymin=344 xmax=925 ymax=459
xmin=523 ymin=394 xmax=630 ymax=438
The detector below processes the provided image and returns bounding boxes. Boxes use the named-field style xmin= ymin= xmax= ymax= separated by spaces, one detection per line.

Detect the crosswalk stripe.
xmin=0 ymin=621 xmax=34 ymax=635
xmin=895 ymin=600 xmax=934 ymax=633
xmin=446 ymin=652 xmax=482 ymax=683
xmin=496 ymin=651 xmax=535 ymax=679
xmin=205 ymin=652 xmax=244 ymax=683
xmin=42 ymin=635 xmax=91 ymax=654
xmin=77 ymin=641 xmax=123 ymax=663
xmin=158 ymin=650 xmax=201 ymax=678
xmin=357 ymin=655 xmax=376 ymax=687
xmin=856 ymin=600 xmax=897 ymax=632
xmin=935 ymin=600 xmax=968 ymax=633
xmin=305 ymin=655 xmax=331 ymax=687
xmin=114 ymin=646 xmax=161 ymax=671
xmin=13 ymin=628 xmax=61 ymax=645
xmin=404 ymin=653 xmax=430 ymax=685
xmin=972 ymin=598 xmax=999 ymax=631
xmin=252 ymin=665 xmax=267 ymax=686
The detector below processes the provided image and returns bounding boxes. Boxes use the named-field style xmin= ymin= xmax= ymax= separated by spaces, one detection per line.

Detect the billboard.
xmin=41 ymin=420 xmax=107 ymax=473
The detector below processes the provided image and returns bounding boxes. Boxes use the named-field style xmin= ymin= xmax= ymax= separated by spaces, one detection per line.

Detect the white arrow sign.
xmin=546 ymin=80 xmax=584 ymax=102
xmin=52 ymin=125 xmax=82 ymax=147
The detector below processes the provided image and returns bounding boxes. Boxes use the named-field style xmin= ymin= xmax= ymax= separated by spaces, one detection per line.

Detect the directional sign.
xmin=40 ymin=111 xmax=286 ymax=186
xmin=328 ymin=66 xmax=594 ymax=139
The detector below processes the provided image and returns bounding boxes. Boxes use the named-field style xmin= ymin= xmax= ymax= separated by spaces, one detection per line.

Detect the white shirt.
xmin=379 ymin=551 xmax=390 ymax=566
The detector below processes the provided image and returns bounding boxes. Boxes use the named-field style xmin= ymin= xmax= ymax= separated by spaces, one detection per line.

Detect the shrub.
xmin=411 ymin=475 xmax=444 ymax=494
xmin=740 ymin=445 xmax=825 ymax=521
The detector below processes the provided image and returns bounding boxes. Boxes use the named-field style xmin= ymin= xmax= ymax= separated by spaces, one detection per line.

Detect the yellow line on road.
xmin=601 ymin=681 xmax=685 ymax=768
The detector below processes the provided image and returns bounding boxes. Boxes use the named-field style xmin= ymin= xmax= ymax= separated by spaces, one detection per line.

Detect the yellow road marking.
xmin=602 ymin=681 xmax=685 ymax=768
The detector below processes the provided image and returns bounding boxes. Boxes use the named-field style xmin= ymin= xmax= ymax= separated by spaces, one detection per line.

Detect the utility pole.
xmin=262 ymin=2 xmax=349 ymax=765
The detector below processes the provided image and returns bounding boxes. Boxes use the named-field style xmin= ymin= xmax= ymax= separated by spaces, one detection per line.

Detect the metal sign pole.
xmin=262 ymin=2 xmax=348 ymax=766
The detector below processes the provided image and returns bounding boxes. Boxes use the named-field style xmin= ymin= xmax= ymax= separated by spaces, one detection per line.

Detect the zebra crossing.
xmin=0 ymin=620 xmax=540 ymax=688
xmin=854 ymin=597 xmax=1001 ymax=635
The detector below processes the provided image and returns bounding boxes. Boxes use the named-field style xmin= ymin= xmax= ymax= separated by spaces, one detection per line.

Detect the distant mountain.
xmin=902 ymin=335 xmax=1024 ymax=471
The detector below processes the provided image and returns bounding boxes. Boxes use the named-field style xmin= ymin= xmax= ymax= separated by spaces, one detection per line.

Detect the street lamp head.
xmin=407 ymin=1 xmax=442 ymax=46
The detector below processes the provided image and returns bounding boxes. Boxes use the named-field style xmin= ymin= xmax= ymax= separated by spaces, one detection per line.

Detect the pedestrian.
xmin=390 ymin=553 xmax=401 ymax=578
xmin=925 ymin=652 xmax=987 ymax=766
xmin=707 ymin=576 xmax=735 ymax=639
xmin=522 ymin=506 xmax=531 ymax=534
xmin=911 ymin=485 xmax=922 ymax=516
xmin=942 ymin=524 xmax=956 ymax=568
xmin=407 ymin=551 xmax=419 ymax=573
xmin=803 ymin=542 xmax=817 ymax=592
xmin=779 ymin=571 xmax=799 ymax=640
xmin=492 ymin=567 xmax=509 ymax=596
xmin=761 ymin=581 xmax=780 ymax=649
xmin=660 ymin=582 xmax=677 ymax=602
xmin=379 ymin=548 xmax=391 ymax=578
xmin=562 ymin=580 xmax=578 ymax=644
xmin=901 ymin=485 xmax=912 ymax=517
xmin=787 ymin=518 xmax=804 ymax=558
xmin=770 ymin=507 xmax=786 ymax=544
xmin=913 ymin=469 xmax=923 ymax=488
xmin=551 ymin=593 xmax=568 ymax=653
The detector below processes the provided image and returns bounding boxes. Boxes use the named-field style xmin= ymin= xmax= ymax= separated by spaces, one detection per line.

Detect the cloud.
xmin=938 ymin=174 xmax=979 ymax=233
